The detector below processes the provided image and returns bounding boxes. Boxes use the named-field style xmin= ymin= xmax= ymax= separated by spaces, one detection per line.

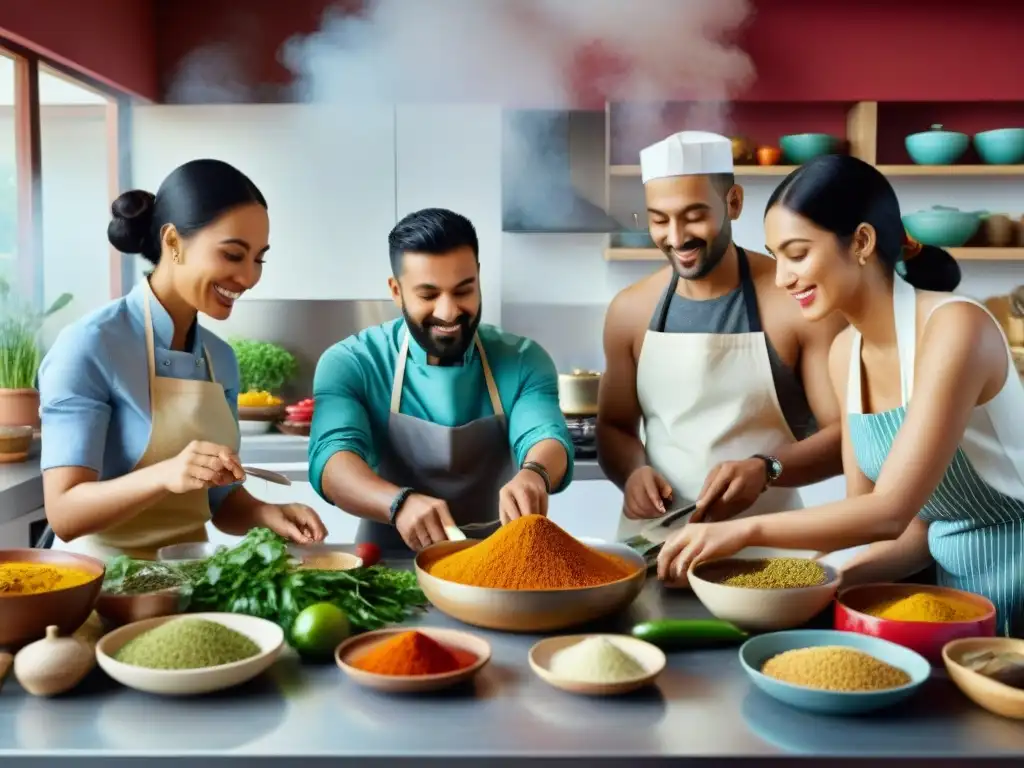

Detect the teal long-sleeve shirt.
xmin=308 ymin=319 xmax=574 ymax=500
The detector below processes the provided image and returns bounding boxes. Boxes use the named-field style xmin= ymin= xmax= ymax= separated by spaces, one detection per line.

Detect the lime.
xmin=290 ymin=602 xmax=351 ymax=659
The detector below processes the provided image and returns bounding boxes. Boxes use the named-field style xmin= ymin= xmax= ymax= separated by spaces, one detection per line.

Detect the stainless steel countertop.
xmin=0 ymin=577 xmax=1021 ymax=764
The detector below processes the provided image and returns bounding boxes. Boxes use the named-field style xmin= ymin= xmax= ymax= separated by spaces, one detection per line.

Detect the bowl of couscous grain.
xmin=739 ymin=629 xmax=931 ymax=715
xmin=688 ymin=556 xmax=840 ymax=632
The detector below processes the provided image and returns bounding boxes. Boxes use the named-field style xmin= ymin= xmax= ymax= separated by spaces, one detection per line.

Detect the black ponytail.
xmin=765 ymin=155 xmax=961 ymax=292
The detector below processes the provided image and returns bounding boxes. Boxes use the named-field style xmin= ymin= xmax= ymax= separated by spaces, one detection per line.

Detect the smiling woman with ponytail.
xmin=656 ymin=154 xmax=1024 ymax=636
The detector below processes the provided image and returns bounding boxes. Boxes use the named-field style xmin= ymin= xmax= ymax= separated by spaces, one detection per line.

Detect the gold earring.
xmin=857 ymin=254 xmax=868 ymax=266
xmin=171 ymin=249 xmax=180 ymax=263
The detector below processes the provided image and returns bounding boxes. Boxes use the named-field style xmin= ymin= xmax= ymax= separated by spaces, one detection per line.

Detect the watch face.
xmin=769 ymin=458 xmax=783 ymax=479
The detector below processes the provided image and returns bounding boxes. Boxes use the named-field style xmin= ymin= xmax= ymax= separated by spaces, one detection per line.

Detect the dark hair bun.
xmin=903 ymin=245 xmax=961 ymax=292
xmin=108 ymin=190 xmax=156 ymax=260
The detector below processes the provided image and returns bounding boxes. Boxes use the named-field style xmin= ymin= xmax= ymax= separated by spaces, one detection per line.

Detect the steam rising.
xmin=281 ymin=0 xmax=755 ymax=111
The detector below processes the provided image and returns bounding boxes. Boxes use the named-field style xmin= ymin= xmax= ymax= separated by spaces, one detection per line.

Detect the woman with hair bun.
xmin=38 ymin=159 xmax=327 ymax=558
xmin=657 ymin=155 xmax=1024 ymax=634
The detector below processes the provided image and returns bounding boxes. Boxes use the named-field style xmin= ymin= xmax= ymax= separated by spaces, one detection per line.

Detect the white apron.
xmin=54 ymin=281 xmax=240 ymax=561
xmin=618 ymin=247 xmax=804 ymax=540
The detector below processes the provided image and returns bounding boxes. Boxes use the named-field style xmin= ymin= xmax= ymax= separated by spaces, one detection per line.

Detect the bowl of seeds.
xmin=95 ymin=612 xmax=284 ymax=695
xmin=688 ymin=556 xmax=840 ymax=632
xmin=739 ymin=629 xmax=931 ymax=715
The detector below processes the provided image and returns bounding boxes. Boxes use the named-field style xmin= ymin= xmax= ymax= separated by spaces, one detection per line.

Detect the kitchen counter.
xmin=0 ymin=435 xmax=607 ymax=524
xmin=0 ymin=577 xmax=1021 ymax=767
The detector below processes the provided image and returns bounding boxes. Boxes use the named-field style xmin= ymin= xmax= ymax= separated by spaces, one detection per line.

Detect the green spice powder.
xmin=114 ymin=618 xmax=260 ymax=670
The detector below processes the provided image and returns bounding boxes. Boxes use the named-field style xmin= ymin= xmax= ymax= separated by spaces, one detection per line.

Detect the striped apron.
xmin=847 ymin=275 xmax=1024 ymax=636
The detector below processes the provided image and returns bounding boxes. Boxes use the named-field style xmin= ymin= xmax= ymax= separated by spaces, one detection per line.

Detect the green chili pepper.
xmin=631 ymin=619 xmax=748 ymax=648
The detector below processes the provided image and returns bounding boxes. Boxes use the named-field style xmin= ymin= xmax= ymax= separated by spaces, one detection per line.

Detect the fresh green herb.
xmin=102 ymin=556 xmax=193 ymax=597
xmin=229 ymin=338 xmax=298 ymax=393
xmin=123 ymin=529 xmax=427 ymax=634
xmin=0 ymin=279 xmax=72 ymax=389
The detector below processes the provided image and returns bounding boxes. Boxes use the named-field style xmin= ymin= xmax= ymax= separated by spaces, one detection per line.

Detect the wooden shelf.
xmin=610 ymin=164 xmax=799 ymax=177
xmin=605 ymin=247 xmax=1024 ymax=262
xmin=610 ymin=163 xmax=1024 ymax=179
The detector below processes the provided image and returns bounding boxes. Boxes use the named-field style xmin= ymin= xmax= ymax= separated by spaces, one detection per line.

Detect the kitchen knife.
xmin=620 ymin=502 xmax=698 ymax=567
xmin=241 ymin=466 xmax=293 ymax=486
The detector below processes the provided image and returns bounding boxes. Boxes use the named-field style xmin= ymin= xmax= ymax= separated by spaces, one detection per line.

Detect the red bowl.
xmin=835 ymin=583 xmax=996 ymax=664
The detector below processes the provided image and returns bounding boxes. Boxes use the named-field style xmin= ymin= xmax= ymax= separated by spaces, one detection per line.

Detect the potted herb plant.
xmin=0 ymin=279 xmax=72 ymax=429
xmin=229 ymin=338 xmax=298 ymax=430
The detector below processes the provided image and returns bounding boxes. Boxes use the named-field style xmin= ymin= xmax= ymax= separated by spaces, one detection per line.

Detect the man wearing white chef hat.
xmin=598 ymin=130 xmax=847 ymax=569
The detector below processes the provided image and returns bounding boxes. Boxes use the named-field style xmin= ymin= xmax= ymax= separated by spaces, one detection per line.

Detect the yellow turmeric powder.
xmin=425 ymin=516 xmax=638 ymax=590
xmin=865 ymin=592 xmax=986 ymax=623
xmin=0 ymin=563 xmax=96 ymax=596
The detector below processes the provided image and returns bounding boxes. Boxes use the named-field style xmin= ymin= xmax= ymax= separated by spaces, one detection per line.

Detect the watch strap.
xmin=521 ymin=461 xmax=551 ymax=494
xmin=388 ymin=487 xmax=415 ymax=525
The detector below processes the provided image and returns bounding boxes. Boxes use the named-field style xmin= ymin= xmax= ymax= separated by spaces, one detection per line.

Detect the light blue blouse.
xmin=37 ymin=281 xmax=241 ymax=511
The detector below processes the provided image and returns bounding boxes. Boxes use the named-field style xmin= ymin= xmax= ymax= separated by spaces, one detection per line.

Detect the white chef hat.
xmin=639 ymin=130 xmax=734 ymax=184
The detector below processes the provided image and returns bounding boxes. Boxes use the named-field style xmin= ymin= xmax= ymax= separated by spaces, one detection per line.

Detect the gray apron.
xmin=356 ymin=331 xmax=516 ymax=555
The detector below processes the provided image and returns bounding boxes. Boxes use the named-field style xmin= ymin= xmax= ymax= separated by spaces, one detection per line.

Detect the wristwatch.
xmin=388 ymin=486 xmax=415 ymax=525
xmin=751 ymin=454 xmax=782 ymax=489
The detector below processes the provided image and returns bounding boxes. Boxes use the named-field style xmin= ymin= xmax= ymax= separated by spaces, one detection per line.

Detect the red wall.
xmin=4 ymin=0 xmax=1024 ymax=104
xmin=0 ymin=0 xmax=158 ymax=100
xmin=153 ymin=0 xmax=1024 ymax=104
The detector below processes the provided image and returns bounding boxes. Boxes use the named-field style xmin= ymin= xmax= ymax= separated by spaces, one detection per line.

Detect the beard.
xmin=665 ymin=216 xmax=733 ymax=281
xmin=403 ymin=305 xmax=482 ymax=365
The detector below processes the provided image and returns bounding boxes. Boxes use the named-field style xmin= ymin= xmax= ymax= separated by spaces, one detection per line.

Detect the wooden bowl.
xmin=236 ymin=404 xmax=285 ymax=422
xmin=835 ymin=583 xmax=996 ymax=664
xmin=528 ymin=634 xmax=666 ymax=696
xmin=943 ymin=637 xmax=1024 ymax=720
xmin=299 ymin=551 xmax=363 ymax=571
xmin=414 ymin=540 xmax=646 ymax=632
xmin=0 ymin=549 xmax=105 ymax=649
xmin=688 ymin=557 xmax=841 ymax=632
xmin=276 ymin=421 xmax=310 ymax=437
xmin=95 ymin=612 xmax=284 ymax=696
xmin=0 ymin=426 xmax=33 ymax=463
xmin=95 ymin=587 xmax=187 ymax=626
xmin=335 ymin=627 xmax=491 ymax=693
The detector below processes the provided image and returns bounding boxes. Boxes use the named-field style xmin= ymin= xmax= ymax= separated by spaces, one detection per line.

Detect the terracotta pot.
xmin=983 ymin=214 xmax=1014 ymax=247
xmin=757 ymin=146 xmax=782 ymax=166
xmin=0 ymin=388 xmax=40 ymax=429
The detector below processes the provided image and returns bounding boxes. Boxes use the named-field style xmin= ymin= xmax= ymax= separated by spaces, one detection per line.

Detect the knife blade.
xmin=620 ymin=502 xmax=698 ymax=567
xmin=241 ymin=466 xmax=293 ymax=486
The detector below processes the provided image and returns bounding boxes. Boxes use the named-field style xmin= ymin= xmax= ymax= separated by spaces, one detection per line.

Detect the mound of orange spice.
xmin=351 ymin=631 xmax=476 ymax=676
xmin=425 ymin=515 xmax=638 ymax=590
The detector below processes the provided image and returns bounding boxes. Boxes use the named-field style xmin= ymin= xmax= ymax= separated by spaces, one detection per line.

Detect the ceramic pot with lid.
xmin=557 ymin=369 xmax=602 ymax=417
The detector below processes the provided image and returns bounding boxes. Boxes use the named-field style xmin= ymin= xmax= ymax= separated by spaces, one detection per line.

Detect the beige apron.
xmin=357 ymin=331 xmax=516 ymax=556
xmin=54 ymin=281 xmax=240 ymax=561
xmin=618 ymin=247 xmax=804 ymax=540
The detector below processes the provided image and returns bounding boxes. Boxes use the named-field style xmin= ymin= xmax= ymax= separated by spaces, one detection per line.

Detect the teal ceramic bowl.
xmin=902 ymin=207 xmax=982 ymax=247
xmin=739 ymin=629 xmax=931 ymax=715
xmin=779 ymin=133 xmax=838 ymax=164
xmin=905 ymin=130 xmax=969 ymax=165
xmin=974 ymin=128 xmax=1024 ymax=165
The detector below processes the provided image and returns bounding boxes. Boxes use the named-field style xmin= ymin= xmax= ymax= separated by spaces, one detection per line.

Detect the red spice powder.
xmin=351 ymin=631 xmax=476 ymax=676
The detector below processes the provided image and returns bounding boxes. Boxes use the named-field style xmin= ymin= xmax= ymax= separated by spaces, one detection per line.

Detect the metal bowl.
xmin=0 ymin=549 xmax=105 ymax=649
xmin=95 ymin=587 xmax=187 ymax=626
xmin=156 ymin=542 xmax=223 ymax=563
xmin=414 ymin=540 xmax=646 ymax=632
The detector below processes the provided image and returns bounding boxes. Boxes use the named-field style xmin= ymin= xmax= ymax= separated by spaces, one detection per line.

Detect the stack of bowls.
xmin=687 ymin=556 xmax=841 ymax=632
xmin=834 ymin=583 xmax=996 ymax=664
xmin=0 ymin=549 xmax=105 ymax=648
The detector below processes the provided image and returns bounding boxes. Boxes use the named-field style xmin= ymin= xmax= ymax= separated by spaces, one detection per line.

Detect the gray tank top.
xmin=649 ymin=247 xmax=817 ymax=440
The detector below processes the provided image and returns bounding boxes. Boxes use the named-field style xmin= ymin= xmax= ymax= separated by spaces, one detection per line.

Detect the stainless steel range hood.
xmin=502 ymin=109 xmax=622 ymax=234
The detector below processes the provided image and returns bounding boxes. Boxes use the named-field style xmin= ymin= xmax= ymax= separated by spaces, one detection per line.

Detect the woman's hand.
xmin=161 ymin=440 xmax=244 ymax=494
xmin=656 ymin=519 xmax=753 ymax=586
xmin=257 ymin=503 xmax=329 ymax=545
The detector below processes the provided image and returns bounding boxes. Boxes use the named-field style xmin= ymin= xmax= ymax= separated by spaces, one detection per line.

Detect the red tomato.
xmin=355 ymin=542 xmax=381 ymax=567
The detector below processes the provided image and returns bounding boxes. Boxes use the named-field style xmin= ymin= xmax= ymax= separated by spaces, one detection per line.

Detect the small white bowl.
xmin=239 ymin=420 xmax=274 ymax=436
xmin=529 ymin=634 xmax=666 ymax=696
xmin=96 ymin=612 xmax=284 ymax=696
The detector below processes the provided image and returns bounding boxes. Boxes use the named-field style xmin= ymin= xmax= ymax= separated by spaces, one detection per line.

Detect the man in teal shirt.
xmin=309 ymin=208 xmax=574 ymax=553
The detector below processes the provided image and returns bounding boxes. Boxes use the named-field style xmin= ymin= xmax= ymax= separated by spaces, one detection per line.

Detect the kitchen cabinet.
xmin=131 ymin=104 xmax=397 ymax=300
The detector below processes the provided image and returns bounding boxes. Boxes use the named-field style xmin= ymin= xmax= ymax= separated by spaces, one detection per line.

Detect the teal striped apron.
xmin=847 ymin=277 xmax=1024 ymax=637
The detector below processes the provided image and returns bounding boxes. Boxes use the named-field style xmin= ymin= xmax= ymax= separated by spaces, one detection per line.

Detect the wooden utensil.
xmin=0 ymin=651 xmax=12 ymax=692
